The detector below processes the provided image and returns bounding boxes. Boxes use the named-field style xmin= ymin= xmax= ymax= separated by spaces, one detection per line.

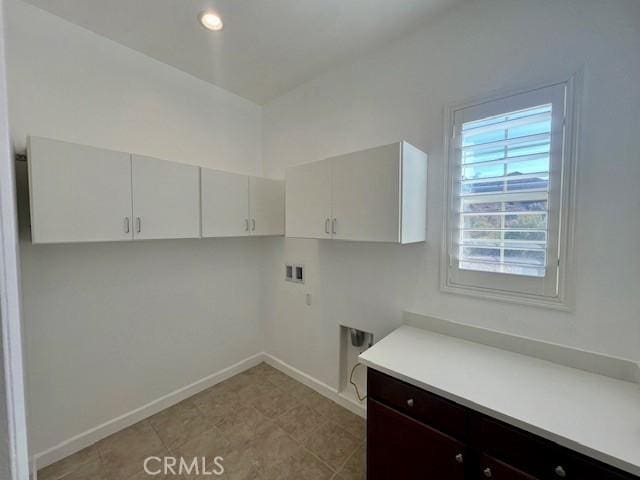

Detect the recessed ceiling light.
xmin=199 ymin=11 xmax=223 ymax=31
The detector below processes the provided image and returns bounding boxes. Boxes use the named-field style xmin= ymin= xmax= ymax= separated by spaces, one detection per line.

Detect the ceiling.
xmin=22 ymin=0 xmax=462 ymax=104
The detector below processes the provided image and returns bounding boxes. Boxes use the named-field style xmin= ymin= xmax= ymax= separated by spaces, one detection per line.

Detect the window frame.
xmin=441 ymin=77 xmax=580 ymax=310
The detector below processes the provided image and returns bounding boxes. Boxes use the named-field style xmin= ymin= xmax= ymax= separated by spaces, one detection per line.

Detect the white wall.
xmin=6 ymin=0 xmax=264 ymax=456
xmin=261 ymin=0 xmax=640 ymax=389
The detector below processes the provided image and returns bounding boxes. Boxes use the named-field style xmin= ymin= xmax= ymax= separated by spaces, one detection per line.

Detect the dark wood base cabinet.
xmin=367 ymin=369 xmax=638 ymax=480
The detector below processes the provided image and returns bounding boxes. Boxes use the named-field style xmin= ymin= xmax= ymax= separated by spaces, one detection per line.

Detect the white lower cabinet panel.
xmin=131 ymin=155 xmax=200 ymax=240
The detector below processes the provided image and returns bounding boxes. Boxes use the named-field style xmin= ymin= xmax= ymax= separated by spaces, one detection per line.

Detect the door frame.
xmin=0 ymin=0 xmax=30 ymax=478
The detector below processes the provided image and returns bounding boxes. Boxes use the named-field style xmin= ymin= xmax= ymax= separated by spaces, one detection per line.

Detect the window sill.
xmin=440 ymin=280 xmax=572 ymax=311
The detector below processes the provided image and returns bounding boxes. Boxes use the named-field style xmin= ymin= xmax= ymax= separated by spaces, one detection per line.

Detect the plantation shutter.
xmin=447 ymin=83 xmax=567 ymax=298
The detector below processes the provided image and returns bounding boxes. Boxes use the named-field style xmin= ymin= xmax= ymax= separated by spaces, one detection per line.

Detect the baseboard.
xmin=32 ymin=352 xmax=264 ymax=474
xmin=263 ymin=353 xmax=366 ymax=418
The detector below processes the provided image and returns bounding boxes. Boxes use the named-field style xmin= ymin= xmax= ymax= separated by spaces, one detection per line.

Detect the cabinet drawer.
xmin=477 ymin=454 xmax=540 ymax=480
xmin=470 ymin=415 xmax=638 ymax=480
xmin=470 ymin=415 xmax=554 ymax=479
xmin=368 ymin=369 xmax=467 ymax=439
xmin=554 ymin=451 xmax=636 ymax=480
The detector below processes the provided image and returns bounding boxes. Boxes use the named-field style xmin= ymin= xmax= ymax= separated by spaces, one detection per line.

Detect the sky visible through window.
xmin=458 ymin=104 xmax=552 ymax=277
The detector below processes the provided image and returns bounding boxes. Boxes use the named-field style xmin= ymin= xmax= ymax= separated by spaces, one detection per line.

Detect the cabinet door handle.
xmin=455 ymin=453 xmax=463 ymax=464
xmin=124 ymin=217 xmax=130 ymax=234
xmin=332 ymin=218 xmax=337 ymax=234
xmin=245 ymin=219 xmax=249 ymax=231
xmin=554 ymin=466 xmax=567 ymax=478
xmin=406 ymin=398 xmax=414 ymax=407
xmin=251 ymin=219 xmax=256 ymax=231
xmin=483 ymin=468 xmax=492 ymax=478
xmin=136 ymin=217 xmax=141 ymax=233
xmin=325 ymin=218 xmax=330 ymax=234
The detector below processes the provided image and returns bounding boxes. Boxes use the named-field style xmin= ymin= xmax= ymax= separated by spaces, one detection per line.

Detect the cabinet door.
xmin=331 ymin=143 xmax=401 ymax=242
xmin=478 ymin=454 xmax=540 ymax=480
xmin=249 ymin=177 xmax=284 ymax=236
xmin=285 ymin=160 xmax=332 ymax=239
xmin=201 ymin=169 xmax=250 ymax=237
xmin=131 ymin=155 xmax=200 ymax=240
xmin=368 ymin=398 xmax=466 ymax=480
xmin=27 ymin=137 xmax=133 ymax=243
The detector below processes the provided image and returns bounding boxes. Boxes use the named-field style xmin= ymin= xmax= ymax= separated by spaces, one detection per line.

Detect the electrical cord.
xmin=349 ymin=362 xmax=367 ymax=402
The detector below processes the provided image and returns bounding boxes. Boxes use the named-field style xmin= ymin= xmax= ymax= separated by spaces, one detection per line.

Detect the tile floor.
xmin=39 ymin=363 xmax=366 ymax=480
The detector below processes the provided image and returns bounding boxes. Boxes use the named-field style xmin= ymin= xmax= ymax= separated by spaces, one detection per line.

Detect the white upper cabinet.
xmin=331 ymin=143 xmax=401 ymax=242
xmin=131 ymin=155 xmax=200 ymax=240
xmin=285 ymin=159 xmax=332 ymax=239
xmin=285 ymin=141 xmax=427 ymax=244
xmin=27 ymin=136 xmax=133 ymax=244
xmin=249 ymin=177 xmax=285 ymax=236
xmin=201 ymin=169 xmax=250 ymax=237
xmin=200 ymin=170 xmax=284 ymax=238
xmin=27 ymin=136 xmax=283 ymax=243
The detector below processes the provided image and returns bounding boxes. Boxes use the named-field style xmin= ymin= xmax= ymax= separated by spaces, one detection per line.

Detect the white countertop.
xmin=359 ymin=325 xmax=640 ymax=476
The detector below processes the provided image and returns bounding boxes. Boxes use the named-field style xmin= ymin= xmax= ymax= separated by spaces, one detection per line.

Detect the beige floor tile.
xmin=293 ymin=385 xmax=324 ymax=405
xmin=288 ymin=381 xmax=318 ymax=401
xmin=276 ymin=404 xmax=325 ymax=442
xmin=193 ymin=445 xmax=261 ymax=480
xmin=303 ymin=422 xmax=360 ymax=471
xmin=170 ymin=425 xmax=229 ymax=460
xmin=127 ymin=469 xmax=176 ymax=480
xmin=242 ymin=363 xmax=278 ymax=378
xmin=45 ymin=366 xmax=367 ymax=480
xmin=262 ymin=448 xmax=333 ymax=480
xmin=303 ymin=391 xmax=343 ymax=419
xmin=234 ymin=364 xmax=279 ymax=387
xmin=57 ymin=459 xmax=108 ymax=480
xmin=149 ymin=399 xmax=211 ymax=449
xmin=264 ymin=369 xmax=300 ymax=390
xmin=337 ymin=443 xmax=365 ymax=480
xmin=192 ymin=388 xmax=244 ymax=425
xmin=251 ymin=389 xmax=300 ymax=419
xmin=206 ymin=382 xmax=251 ymax=406
xmin=247 ymin=423 xmax=300 ymax=472
xmin=38 ymin=445 xmax=100 ymax=480
xmin=97 ymin=421 xmax=168 ymax=479
xmin=100 ymin=444 xmax=168 ymax=480
xmin=328 ymin=408 xmax=366 ymax=440
xmin=238 ymin=379 xmax=280 ymax=399
xmin=37 ymin=445 xmax=101 ymax=480
xmin=97 ymin=420 xmax=164 ymax=454
xmin=216 ymin=405 xmax=272 ymax=448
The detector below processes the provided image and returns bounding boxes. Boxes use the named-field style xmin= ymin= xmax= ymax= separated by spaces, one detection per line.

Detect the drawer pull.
xmin=483 ymin=467 xmax=492 ymax=478
xmin=555 ymin=466 xmax=567 ymax=478
xmin=406 ymin=398 xmax=414 ymax=407
xmin=455 ymin=453 xmax=463 ymax=464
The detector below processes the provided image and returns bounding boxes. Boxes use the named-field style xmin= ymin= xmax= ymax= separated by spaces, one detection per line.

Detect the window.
xmin=442 ymin=82 xmax=577 ymax=308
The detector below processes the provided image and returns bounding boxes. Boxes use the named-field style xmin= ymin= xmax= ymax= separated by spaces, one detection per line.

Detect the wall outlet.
xmin=285 ymin=264 xmax=305 ymax=284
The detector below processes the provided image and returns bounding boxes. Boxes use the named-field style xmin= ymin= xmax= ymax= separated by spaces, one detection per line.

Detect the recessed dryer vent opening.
xmin=339 ymin=325 xmax=373 ymax=405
